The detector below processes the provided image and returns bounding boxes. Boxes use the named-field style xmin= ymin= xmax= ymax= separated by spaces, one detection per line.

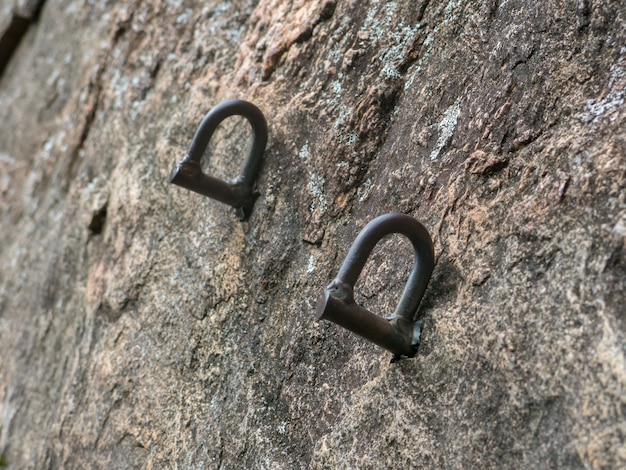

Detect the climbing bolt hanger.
xmin=168 ymin=99 xmax=268 ymax=220
xmin=315 ymin=213 xmax=435 ymax=361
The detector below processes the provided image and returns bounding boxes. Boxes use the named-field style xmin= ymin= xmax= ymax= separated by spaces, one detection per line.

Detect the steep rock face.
xmin=0 ymin=0 xmax=624 ymax=468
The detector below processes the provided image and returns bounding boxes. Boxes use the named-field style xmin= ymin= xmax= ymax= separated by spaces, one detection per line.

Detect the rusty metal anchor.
xmin=315 ymin=213 xmax=435 ymax=361
xmin=168 ymin=99 xmax=268 ymax=220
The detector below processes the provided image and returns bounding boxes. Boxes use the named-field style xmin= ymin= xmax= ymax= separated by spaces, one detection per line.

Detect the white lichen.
xmin=357 ymin=178 xmax=373 ymax=202
xmin=331 ymin=74 xmax=344 ymax=95
xmin=299 ymin=142 xmax=310 ymax=161
xmin=430 ymin=98 xmax=461 ymax=160
xmin=332 ymin=104 xmax=352 ymax=129
xmin=379 ymin=23 xmax=422 ymax=80
xmin=613 ymin=213 xmax=626 ymax=238
xmin=308 ymin=173 xmax=328 ymax=212
xmin=299 ymin=142 xmax=329 ymax=212
xmin=444 ymin=0 xmax=463 ymax=23
xmin=362 ymin=0 xmax=397 ymax=43
xmin=361 ymin=1 xmax=423 ymax=81
xmin=343 ymin=130 xmax=359 ymax=147
xmin=307 ymin=255 xmax=316 ymax=274
xmin=583 ymin=60 xmax=625 ymax=124
xmin=176 ymin=8 xmax=192 ymax=25
xmin=109 ymin=68 xmax=129 ymax=110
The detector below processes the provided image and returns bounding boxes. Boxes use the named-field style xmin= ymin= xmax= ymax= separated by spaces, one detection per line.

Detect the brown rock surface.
xmin=0 ymin=0 xmax=624 ymax=468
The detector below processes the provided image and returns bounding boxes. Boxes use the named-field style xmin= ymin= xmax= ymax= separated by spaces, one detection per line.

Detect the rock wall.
xmin=0 ymin=0 xmax=624 ymax=468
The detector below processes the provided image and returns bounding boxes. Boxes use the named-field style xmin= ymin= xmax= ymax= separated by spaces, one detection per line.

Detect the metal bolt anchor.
xmin=315 ymin=213 xmax=435 ymax=361
xmin=168 ymin=99 xmax=268 ymax=220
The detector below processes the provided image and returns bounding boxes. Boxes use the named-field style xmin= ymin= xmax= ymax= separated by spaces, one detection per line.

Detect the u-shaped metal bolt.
xmin=315 ymin=213 xmax=435 ymax=360
xmin=168 ymin=99 xmax=268 ymax=220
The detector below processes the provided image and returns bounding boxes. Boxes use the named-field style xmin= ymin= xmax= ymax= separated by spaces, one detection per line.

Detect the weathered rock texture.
xmin=1 ymin=0 xmax=624 ymax=468
xmin=0 ymin=0 xmax=44 ymax=74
